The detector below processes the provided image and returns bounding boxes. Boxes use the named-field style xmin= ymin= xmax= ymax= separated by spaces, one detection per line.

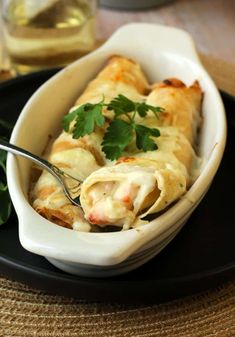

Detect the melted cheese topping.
xmin=50 ymin=148 xmax=100 ymax=181
xmin=128 ymin=125 xmax=199 ymax=186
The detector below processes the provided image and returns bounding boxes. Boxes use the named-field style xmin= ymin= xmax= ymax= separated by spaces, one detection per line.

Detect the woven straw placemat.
xmin=0 ymin=276 xmax=234 ymax=337
xmin=0 ymin=55 xmax=234 ymax=336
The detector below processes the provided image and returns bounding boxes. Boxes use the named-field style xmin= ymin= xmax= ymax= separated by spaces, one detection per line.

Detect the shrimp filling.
xmin=84 ymin=168 xmax=160 ymax=227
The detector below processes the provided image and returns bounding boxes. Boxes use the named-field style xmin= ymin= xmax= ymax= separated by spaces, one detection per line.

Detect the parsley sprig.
xmin=62 ymin=101 xmax=105 ymax=137
xmin=62 ymin=94 xmax=164 ymax=160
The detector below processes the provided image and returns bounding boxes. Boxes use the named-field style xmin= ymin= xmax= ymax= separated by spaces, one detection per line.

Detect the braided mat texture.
xmin=0 ymin=276 xmax=234 ymax=337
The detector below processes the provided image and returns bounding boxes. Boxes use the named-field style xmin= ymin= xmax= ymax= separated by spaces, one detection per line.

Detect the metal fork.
xmin=0 ymin=139 xmax=82 ymax=207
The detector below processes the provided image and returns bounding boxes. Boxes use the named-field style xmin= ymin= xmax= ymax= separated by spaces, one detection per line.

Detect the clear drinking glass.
xmin=1 ymin=0 xmax=97 ymax=74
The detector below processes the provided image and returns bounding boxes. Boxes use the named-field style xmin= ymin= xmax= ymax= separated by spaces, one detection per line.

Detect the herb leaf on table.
xmin=0 ymin=119 xmax=13 ymax=225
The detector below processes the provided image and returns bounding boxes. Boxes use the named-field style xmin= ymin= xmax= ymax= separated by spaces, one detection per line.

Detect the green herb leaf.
xmin=136 ymin=102 xmax=164 ymax=119
xmin=0 ymin=166 xmax=12 ymax=226
xmin=0 ymin=119 xmax=13 ymax=225
xmin=63 ymin=102 xmax=105 ymax=138
xmin=62 ymin=94 xmax=163 ymax=160
xmin=135 ymin=103 xmax=149 ymax=117
xmin=62 ymin=109 xmax=79 ymax=132
xmin=107 ymin=94 xmax=135 ymax=117
xmin=135 ymin=124 xmax=160 ymax=151
xmin=0 ymin=150 xmax=7 ymax=169
xmin=108 ymin=95 xmax=164 ymax=119
xmin=0 ymin=158 xmax=10 ymax=223
xmin=102 ymin=119 xmax=134 ymax=160
xmin=0 ymin=187 xmax=12 ymax=225
xmin=73 ymin=103 xmax=105 ymax=138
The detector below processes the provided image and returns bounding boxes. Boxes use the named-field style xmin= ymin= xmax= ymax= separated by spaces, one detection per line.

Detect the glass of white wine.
xmin=2 ymin=0 xmax=97 ymax=74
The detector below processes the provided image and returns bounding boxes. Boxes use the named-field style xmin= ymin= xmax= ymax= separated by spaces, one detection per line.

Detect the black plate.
xmin=0 ymin=70 xmax=234 ymax=304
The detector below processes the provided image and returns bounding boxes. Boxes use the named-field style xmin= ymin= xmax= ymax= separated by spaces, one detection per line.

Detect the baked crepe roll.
xmin=31 ymin=171 xmax=91 ymax=231
xmin=75 ymin=55 xmax=149 ymax=119
xmin=80 ymin=157 xmax=187 ymax=229
xmin=79 ymin=124 xmax=200 ymax=229
xmin=31 ymin=131 xmax=103 ymax=231
xmin=146 ymin=78 xmax=203 ymax=144
xmin=132 ymin=126 xmax=198 ymax=186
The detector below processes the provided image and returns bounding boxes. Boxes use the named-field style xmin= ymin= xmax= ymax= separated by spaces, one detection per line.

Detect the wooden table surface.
xmin=97 ymin=0 xmax=235 ymax=64
xmin=0 ymin=0 xmax=234 ymax=90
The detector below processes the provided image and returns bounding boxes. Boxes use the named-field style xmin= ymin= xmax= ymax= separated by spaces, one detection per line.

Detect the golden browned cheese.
xmin=31 ymin=55 xmax=150 ymax=230
xmin=75 ymin=55 xmax=149 ymax=119
xmin=146 ymin=78 xmax=203 ymax=145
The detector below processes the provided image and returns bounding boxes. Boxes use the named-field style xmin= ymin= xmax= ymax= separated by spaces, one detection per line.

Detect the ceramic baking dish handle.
xmin=101 ymin=23 xmax=201 ymax=64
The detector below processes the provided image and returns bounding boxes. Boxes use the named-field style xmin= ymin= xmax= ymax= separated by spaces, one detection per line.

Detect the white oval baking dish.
xmin=7 ymin=23 xmax=226 ymax=277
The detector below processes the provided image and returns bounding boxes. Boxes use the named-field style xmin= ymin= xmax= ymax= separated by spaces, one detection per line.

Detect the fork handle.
xmin=0 ymin=139 xmax=56 ymax=174
xmin=0 ymin=139 xmax=82 ymax=207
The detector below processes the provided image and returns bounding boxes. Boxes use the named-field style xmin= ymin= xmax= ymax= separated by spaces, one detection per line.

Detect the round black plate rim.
xmin=0 ymin=252 xmax=234 ymax=285
xmin=0 ymin=68 xmax=60 ymax=89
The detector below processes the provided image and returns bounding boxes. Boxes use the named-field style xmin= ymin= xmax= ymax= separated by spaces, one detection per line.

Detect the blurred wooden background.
xmin=97 ymin=0 xmax=235 ymax=64
xmin=1 ymin=0 xmax=234 ymax=93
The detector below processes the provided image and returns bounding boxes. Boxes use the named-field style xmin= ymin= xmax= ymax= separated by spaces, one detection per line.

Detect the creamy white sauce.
xmin=50 ymin=148 xmax=100 ymax=181
xmin=73 ymin=221 xmax=91 ymax=232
